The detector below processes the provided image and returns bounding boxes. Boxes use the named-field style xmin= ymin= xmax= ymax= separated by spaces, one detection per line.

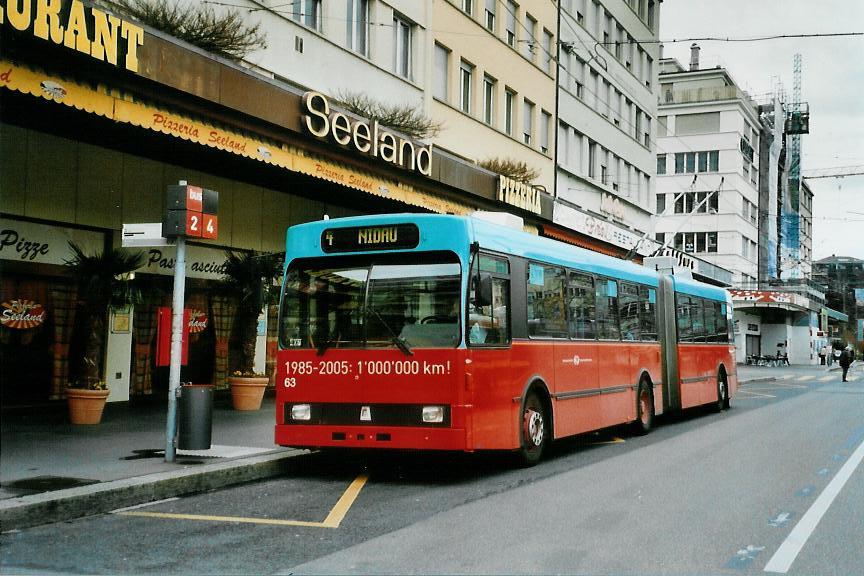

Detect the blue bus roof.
xmin=285 ymin=213 xmax=726 ymax=299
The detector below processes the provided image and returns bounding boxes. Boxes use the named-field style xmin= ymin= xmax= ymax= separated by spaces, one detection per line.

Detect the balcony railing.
xmin=660 ymin=85 xmax=757 ymax=110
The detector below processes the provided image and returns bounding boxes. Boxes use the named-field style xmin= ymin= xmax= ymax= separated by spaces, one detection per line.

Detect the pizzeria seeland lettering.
xmin=302 ymin=91 xmax=433 ymax=177
xmin=1 ymin=0 xmax=144 ymax=72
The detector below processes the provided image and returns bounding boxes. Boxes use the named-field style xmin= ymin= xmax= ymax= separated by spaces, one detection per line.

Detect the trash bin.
xmin=178 ymin=384 xmax=213 ymax=450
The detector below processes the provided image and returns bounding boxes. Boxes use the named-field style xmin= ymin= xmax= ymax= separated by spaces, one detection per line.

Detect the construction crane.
xmin=802 ymin=165 xmax=864 ymax=179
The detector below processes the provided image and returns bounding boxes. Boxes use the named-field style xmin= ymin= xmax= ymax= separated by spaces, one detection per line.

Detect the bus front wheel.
xmin=518 ymin=391 xmax=548 ymax=466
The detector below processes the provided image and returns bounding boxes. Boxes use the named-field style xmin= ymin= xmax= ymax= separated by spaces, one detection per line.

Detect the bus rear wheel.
xmin=517 ymin=391 xmax=548 ymax=466
xmin=715 ymin=372 xmax=730 ymax=412
xmin=632 ymin=379 xmax=654 ymax=435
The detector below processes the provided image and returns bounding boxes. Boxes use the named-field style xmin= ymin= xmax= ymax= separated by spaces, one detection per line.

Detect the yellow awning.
xmin=1 ymin=59 xmax=473 ymax=215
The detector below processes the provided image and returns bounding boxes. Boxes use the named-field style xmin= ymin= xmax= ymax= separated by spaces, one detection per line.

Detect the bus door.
xmin=554 ymin=270 xmax=600 ymax=436
xmin=656 ymin=275 xmax=681 ymax=412
xmin=595 ymin=278 xmax=633 ymax=425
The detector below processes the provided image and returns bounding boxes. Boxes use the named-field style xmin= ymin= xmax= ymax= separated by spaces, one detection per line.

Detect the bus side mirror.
xmin=476 ymin=272 xmax=493 ymax=308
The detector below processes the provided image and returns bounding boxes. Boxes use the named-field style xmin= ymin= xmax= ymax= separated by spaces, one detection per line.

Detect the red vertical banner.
xmin=156 ymin=307 xmax=190 ymax=366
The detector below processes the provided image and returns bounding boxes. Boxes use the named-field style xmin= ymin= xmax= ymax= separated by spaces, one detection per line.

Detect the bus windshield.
xmin=279 ymin=252 xmax=462 ymax=351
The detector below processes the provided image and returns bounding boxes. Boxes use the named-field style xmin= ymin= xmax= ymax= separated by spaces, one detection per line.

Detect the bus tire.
xmin=632 ymin=379 xmax=654 ymax=435
xmin=715 ymin=371 xmax=730 ymax=412
xmin=517 ymin=390 xmax=548 ymax=467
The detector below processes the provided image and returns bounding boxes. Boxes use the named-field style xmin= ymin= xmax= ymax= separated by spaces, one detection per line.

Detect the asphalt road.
xmin=2 ymin=364 xmax=862 ymax=575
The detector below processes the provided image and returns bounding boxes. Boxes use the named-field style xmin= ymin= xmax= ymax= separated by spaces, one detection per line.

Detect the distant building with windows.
xmin=654 ymin=48 xmax=761 ymax=288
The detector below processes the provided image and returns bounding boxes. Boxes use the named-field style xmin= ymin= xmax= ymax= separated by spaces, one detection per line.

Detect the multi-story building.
xmin=813 ymin=256 xmax=864 ymax=345
xmin=554 ymin=0 xmax=661 ymax=257
xmin=654 ymin=47 xmax=761 ymax=288
xmin=653 ymin=48 xmax=827 ymax=363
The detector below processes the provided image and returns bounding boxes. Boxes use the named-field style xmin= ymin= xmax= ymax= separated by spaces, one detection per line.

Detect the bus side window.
xmin=677 ymin=295 xmax=693 ymax=342
xmin=527 ymin=263 xmax=567 ymax=338
xmin=595 ymin=278 xmax=620 ymax=340
xmin=568 ymin=272 xmax=595 ymax=339
xmin=704 ymin=299 xmax=718 ymax=343
xmin=692 ymin=298 xmax=707 ymax=342
xmin=716 ymin=302 xmax=729 ymax=343
xmin=639 ymin=286 xmax=658 ymax=341
xmin=618 ymin=283 xmax=640 ymax=341
xmin=469 ymin=254 xmax=510 ymax=346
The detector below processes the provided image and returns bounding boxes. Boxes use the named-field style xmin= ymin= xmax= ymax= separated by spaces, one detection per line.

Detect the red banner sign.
xmin=1 ymin=299 xmax=46 ymax=329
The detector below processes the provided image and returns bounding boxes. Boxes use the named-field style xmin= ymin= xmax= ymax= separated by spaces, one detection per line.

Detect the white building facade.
xmin=554 ymin=0 xmax=660 ymax=257
xmin=654 ymin=53 xmax=761 ymax=288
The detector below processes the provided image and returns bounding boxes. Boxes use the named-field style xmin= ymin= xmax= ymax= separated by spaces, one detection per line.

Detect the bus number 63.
xmin=283 ymin=377 xmax=297 ymax=388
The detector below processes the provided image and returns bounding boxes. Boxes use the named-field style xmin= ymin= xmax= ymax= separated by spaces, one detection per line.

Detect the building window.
xmin=292 ymin=0 xmax=321 ymax=31
xmin=656 ymin=193 xmax=665 ymax=214
xmin=393 ymin=15 xmax=412 ymax=79
xmin=434 ymin=43 xmax=449 ymax=101
xmin=588 ymin=141 xmax=596 ymax=178
xmin=523 ymin=13 xmax=537 ymax=60
xmin=506 ymin=1 xmax=517 ymax=47
xmin=523 ymin=99 xmax=534 ymax=145
xmin=544 ymin=29 xmax=554 ymax=74
xmin=462 ymin=0 xmax=473 ymax=16
xmin=540 ymin=110 xmax=551 ymax=154
xmin=460 ymin=61 xmax=474 ymax=114
xmin=483 ymin=75 xmax=496 ymax=126
xmin=657 ymin=154 xmax=666 ymax=175
xmin=675 ymin=152 xmax=685 ymax=174
xmin=347 ymin=0 xmax=368 ymax=56
xmin=485 ymin=0 xmax=496 ymax=31
xmin=504 ymin=88 xmax=515 ymax=135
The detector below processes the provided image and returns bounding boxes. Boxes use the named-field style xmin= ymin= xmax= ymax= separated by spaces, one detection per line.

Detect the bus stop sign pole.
xmin=165 ymin=236 xmax=186 ymax=463
xmin=161 ymin=181 xmax=219 ymax=463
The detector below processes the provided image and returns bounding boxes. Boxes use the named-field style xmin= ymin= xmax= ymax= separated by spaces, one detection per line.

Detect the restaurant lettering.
xmin=147 ymin=249 xmax=227 ymax=276
xmin=302 ymin=91 xmax=433 ymax=177
xmin=1 ymin=299 xmax=46 ymax=329
xmin=0 ymin=229 xmax=50 ymax=260
xmin=1 ymin=0 xmax=145 ymax=72
xmin=497 ymin=176 xmax=541 ymax=215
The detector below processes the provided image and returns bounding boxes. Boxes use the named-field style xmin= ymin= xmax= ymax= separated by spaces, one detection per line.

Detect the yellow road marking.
xmin=586 ymin=436 xmax=625 ymax=445
xmin=118 ymin=473 xmax=369 ymax=529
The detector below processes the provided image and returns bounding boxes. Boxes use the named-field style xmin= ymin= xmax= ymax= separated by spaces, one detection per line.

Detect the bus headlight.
xmin=422 ymin=406 xmax=444 ymax=423
xmin=291 ymin=404 xmax=311 ymax=421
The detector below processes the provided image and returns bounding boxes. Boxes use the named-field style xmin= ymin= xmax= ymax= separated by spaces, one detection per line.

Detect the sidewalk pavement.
xmin=1 ymin=392 xmax=306 ymax=531
xmin=1 ymin=364 xmax=856 ymax=531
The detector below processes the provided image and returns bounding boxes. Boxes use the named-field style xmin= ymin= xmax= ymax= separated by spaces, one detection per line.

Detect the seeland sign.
xmin=302 ymin=91 xmax=433 ymax=177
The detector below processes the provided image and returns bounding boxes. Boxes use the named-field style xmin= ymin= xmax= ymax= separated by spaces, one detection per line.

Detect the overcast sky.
xmin=659 ymin=0 xmax=864 ymax=262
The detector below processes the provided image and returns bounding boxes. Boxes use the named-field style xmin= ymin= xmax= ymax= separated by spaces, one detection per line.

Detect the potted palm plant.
xmin=221 ymin=250 xmax=281 ymax=410
xmin=65 ymin=242 xmax=145 ymax=424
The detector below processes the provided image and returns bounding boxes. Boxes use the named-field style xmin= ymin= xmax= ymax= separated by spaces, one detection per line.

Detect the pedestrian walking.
xmin=819 ymin=344 xmax=828 ymax=365
xmin=839 ymin=346 xmax=853 ymax=382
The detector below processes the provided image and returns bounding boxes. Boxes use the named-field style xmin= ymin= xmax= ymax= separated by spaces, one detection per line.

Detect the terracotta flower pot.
xmin=66 ymin=388 xmax=110 ymax=425
xmin=228 ymin=376 xmax=269 ymax=411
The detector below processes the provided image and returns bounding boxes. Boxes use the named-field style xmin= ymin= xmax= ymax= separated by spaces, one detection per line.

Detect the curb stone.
xmin=0 ymin=449 xmax=307 ymax=531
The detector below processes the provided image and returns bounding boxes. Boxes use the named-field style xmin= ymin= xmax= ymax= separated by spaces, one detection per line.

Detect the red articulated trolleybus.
xmin=275 ymin=213 xmax=737 ymax=465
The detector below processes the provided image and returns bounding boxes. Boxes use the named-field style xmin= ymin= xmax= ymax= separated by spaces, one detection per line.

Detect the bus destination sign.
xmin=321 ymin=224 xmax=419 ymax=253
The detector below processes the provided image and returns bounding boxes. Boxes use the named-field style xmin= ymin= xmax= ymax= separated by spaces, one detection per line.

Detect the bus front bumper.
xmin=275 ymin=424 xmax=469 ymax=451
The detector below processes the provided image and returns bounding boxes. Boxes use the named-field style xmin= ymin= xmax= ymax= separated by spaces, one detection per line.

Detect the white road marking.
xmin=818 ymin=376 xmax=833 ymax=382
xmin=764 ymin=437 xmax=864 ymax=573
xmin=796 ymin=375 xmax=815 ymax=382
xmin=110 ymin=497 xmax=180 ymax=514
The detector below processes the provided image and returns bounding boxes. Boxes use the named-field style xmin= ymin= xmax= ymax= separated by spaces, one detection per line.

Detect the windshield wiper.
xmin=366 ymin=306 xmax=413 ymax=356
xmin=316 ymin=337 xmax=335 ymax=356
